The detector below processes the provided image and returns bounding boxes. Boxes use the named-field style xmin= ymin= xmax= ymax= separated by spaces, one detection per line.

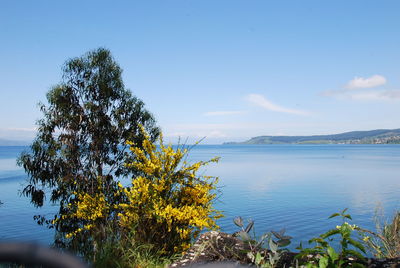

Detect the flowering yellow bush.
xmin=62 ymin=189 xmax=110 ymax=239
xmin=62 ymin=127 xmax=222 ymax=255
xmin=119 ymin=131 xmax=222 ymax=253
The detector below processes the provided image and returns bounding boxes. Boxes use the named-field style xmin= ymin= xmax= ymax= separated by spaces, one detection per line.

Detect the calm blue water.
xmin=1 ymin=145 xmax=400 ymax=250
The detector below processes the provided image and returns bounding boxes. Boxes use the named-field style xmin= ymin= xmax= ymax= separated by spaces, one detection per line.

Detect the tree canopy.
xmin=17 ymin=48 xmax=160 ymax=231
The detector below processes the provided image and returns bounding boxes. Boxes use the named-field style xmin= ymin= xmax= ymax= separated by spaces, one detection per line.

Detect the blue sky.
xmin=1 ymin=1 xmax=400 ymax=144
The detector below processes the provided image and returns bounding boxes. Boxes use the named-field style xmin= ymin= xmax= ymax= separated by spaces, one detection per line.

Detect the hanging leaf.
xmin=245 ymin=220 xmax=254 ymax=233
xmin=238 ymin=231 xmax=251 ymax=242
xmin=233 ymin=216 xmax=244 ymax=227
xmin=277 ymin=239 xmax=291 ymax=247
xmin=269 ymin=238 xmax=278 ymax=253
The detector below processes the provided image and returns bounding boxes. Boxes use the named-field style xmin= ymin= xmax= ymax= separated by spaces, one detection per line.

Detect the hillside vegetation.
xmin=225 ymin=129 xmax=400 ymax=145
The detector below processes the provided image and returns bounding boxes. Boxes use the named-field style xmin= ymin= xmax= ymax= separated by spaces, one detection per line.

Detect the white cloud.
xmin=203 ymin=110 xmax=246 ymax=116
xmin=345 ymin=75 xmax=386 ymax=89
xmin=246 ymin=94 xmax=309 ymax=116
xmin=347 ymin=90 xmax=400 ymax=101
xmin=322 ymin=75 xmax=400 ymax=101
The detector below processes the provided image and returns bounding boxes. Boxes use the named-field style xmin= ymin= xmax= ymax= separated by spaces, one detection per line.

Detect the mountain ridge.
xmin=224 ymin=128 xmax=400 ymax=145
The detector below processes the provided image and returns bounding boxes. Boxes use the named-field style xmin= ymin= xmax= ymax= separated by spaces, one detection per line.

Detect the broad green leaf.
xmin=344 ymin=214 xmax=352 ymax=220
xmin=320 ymin=229 xmax=340 ymax=238
xmin=327 ymin=246 xmax=338 ymax=261
xmin=255 ymin=252 xmax=262 ymax=265
xmin=348 ymin=238 xmax=366 ymax=253
xmin=269 ymin=238 xmax=278 ymax=252
xmin=238 ymin=230 xmax=251 ymax=242
xmin=328 ymin=213 xmax=340 ymax=219
xmin=271 ymin=230 xmax=282 ymax=239
xmin=277 ymin=239 xmax=291 ymax=247
xmin=319 ymin=256 xmax=328 ymax=268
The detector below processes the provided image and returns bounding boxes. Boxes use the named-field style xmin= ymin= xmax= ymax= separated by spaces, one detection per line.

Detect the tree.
xmin=17 ymin=48 xmax=160 ymax=240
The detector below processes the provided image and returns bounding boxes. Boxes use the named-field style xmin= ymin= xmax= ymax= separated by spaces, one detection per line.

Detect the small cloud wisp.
xmin=246 ymin=94 xmax=309 ymax=116
xmin=345 ymin=75 xmax=386 ymax=89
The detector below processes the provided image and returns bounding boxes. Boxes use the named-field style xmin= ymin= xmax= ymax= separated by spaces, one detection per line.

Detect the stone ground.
xmin=169 ymin=231 xmax=400 ymax=268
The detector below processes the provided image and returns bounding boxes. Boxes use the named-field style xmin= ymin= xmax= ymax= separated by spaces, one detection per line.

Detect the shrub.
xmin=62 ymin=127 xmax=222 ymax=259
xmin=118 ymin=129 xmax=222 ymax=254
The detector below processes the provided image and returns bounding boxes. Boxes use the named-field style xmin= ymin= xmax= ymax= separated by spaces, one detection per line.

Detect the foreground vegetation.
xmin=189 ymin=209 xmax=400 ymax=268
xmin=63 ymin=128 xmax=222 ymax=263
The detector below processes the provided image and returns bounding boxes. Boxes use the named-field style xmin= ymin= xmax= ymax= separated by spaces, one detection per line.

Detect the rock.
xmin=169 ymin=232 xmax=249 ymax=267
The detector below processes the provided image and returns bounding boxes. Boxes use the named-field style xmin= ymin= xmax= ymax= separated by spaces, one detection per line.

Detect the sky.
xmin=1 ymin=1 xmax=400 ymax=144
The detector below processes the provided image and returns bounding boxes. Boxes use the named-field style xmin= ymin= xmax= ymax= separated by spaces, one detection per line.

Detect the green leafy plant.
xmin=296 ymin=209 xmax=366 ymax=268
xmin=233 ymin=216 xmax=292 ymax=268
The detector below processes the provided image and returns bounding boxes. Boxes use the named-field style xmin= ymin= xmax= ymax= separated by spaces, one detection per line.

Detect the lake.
xmin=1 ymin=145 xmax=400 ymax=250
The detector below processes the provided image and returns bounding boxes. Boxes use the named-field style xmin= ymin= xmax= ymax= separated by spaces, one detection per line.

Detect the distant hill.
xmin=224 ymin=129 xmax=400 ymax=145
xmin=0 ymin=139 xmax=30 ymax=146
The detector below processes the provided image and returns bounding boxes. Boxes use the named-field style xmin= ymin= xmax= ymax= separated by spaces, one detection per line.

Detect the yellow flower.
xmin=117 ymin=127 xmax=222 ymax=253
xmin=62 ymin=126 xmax=223 ymax=254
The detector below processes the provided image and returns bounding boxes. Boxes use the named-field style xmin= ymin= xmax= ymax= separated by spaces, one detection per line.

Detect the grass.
xmin=359 ymin=209 xmax=400 ymax=259
xmin=92 ymin=228 xmax=180 ymax=268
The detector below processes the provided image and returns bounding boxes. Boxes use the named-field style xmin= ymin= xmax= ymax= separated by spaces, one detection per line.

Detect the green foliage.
xmin=49 ymin=128 xmax=222 ymax=266
xmin=358 ymin=209 xmax=400 ymax=258
xmin=16 ymin=48 xmax=160 ymax=253
xmin=117 ymin=131 xmax=222 ymax=254
xmin=296 ymin=209 xmax=367 ymax=268
xmin=92 ymin=223 xmax=176 ymax=268
xmin=233 ymin=216 xmax=292 ymax=268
